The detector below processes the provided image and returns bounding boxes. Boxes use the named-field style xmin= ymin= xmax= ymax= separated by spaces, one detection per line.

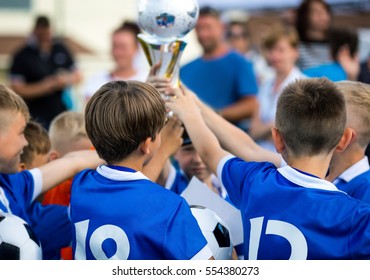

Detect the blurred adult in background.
xmin=9 ymin=15 xmax=82 ymax=130
xmin=304 ymin=27 xmax=359 ymax=81
xmin=359 ymin=53 xmax=370 ymax=84
xmin=225 ymin=16 xmax=274 ymax=87
xmin=249 ymin=26 xmax=306 ymax=151
xmin=361 ymin=54 xmax=370 ymax=164
xmin=180 ymin=6 xmax=258 ymax=130
xmin=83 ymin=21 xmax=148 ymax=101
xmin=295 ymin=0 xmax=332 ymax=70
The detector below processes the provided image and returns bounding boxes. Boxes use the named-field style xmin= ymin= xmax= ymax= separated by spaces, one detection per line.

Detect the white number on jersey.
xmin=74 ymin=219 xmax=130 ymax=260
xmin=249 ymin=216 xmax=308 ymax=260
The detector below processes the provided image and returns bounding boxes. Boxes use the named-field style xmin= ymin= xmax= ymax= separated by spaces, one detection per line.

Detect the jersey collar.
xmin=278 ymin=165 xmax=343 ymax=192
xmin=96 ymin=165 xmax=149 ymax=181
xmin=336 ymin=156 xmax=370 ymax=183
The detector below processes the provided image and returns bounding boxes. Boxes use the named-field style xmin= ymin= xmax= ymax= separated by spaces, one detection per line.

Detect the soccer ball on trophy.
xmin=0 ymin=212 xmax=42 ymax=260
xmin=190 ymin=205 xmax=233 ymax=260
xmin=138 ymin=0 xmax=199 ymax=43
xmin=137 ymin=0 xmax=199 ymax=87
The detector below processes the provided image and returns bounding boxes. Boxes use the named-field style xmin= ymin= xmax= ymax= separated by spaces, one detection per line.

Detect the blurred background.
xmin=0 ymin=0 xmax=369 ymax=110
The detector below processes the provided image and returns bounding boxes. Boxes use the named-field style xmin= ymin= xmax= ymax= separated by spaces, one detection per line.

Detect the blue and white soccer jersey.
xmin=164 ymin=164 xmax=189 ymax=195
xmin=165 ymin=164 xmax=228 ymax=199
xmin=28 ymin=202 xmax=72 ymax=260
xmin=218 ymin=155 xmax=370 ymax=260
xmin=0 ymin=169 xmax=42 ymax=223
xmin=70 ymin=165 xmax=213 ymax=260
xmin=333 ymin=156 xmax=370 ymax=205
xmin=0 ymin=170 xmax=72 ymax=259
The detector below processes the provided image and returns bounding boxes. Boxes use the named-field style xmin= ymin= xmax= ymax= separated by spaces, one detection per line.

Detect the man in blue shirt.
xmin=180 ymin=6 xmax=258 ymax=129
xmin=167 ymin=78 xmax=370 ymax=259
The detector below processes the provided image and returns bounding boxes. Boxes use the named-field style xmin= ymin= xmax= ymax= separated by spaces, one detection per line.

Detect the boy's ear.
xmin=48 ymin=150 xmax=61 ymax=161
xmin=335 ymin=127 xmax=354 ymax=153
xmin=18 ymin=162 xmax=27 ymax=172
xmin=140 ymin=137 xmax=152 ymax=155
xmin=271 ymin=127 xmax=285 ymax=154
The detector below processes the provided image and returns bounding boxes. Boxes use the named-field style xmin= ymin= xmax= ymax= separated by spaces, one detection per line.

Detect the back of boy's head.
xmin=336 ymin=81 xmax=370 ymax=148
xmin=0 ymin=84 xmax=30 ymax=132
xmin=85 ymin=80 xmax=166 ymax=164
xmin=49 ymin=111 xmax=88 ymax=155
xmin=276 ymin=78 xmax=346 ymax=157
xmin=20 ymin=120 xmax=51 ymax=167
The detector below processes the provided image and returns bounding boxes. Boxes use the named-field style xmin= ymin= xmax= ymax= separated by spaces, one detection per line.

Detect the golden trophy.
xmin=137 ymin=0 xmax=199 ymax=87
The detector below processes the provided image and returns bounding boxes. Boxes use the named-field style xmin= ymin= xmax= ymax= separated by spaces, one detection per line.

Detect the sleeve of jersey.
xmin=237 ymin=59 xmax=258 ymax=97
xmin=163 ymin=199 xmax=213 ymax=260
xmin=9 ymin=169 xmax=42 ymax=207
xmin=348 ymin=205 xmax=370 ymax=259
xmin=217 ymin=156 xmax=266 ymax=209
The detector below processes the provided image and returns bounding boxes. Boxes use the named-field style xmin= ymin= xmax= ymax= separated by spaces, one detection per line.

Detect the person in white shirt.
xmin=249 ymin=25 xmax=307 ymax=151
xmin=83 ymin=21 xmax=148 ymax=101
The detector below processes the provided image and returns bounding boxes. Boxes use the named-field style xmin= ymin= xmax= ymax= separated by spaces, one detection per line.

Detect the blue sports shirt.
xmin=0 ymin=169 xmax=42 ymax=223
xmin=70 ymin=165 xmax=212 ymax=260
xmin=218 ymin=155 xmax=370 ymax=260
xmin=0 ymin=169 xmax=71 ymax=259
xmin=180 ymin=51 xmax=258 ymax=110
xmin=303 ymin=62 xmax=347 ymax=82
xmin=333 ymin=157 xmax=370 ymax=205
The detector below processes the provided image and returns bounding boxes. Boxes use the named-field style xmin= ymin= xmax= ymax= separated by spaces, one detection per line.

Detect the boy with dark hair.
xmin=159 ymin=129 xmax=226 ymax=197
xmin=16 ymin=119 xmax=72 ymax=260
xmin=18 ymin=120 xmax=51 ymax=171
xmin=70 ymin=80 xmax=213 ymax=260
xmin=166 ymin=78 xmax=370 ymax=259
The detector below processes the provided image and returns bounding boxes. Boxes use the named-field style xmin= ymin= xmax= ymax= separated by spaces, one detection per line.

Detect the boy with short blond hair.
xmin=167 ymin=78 xmax=370 ymax=259
xmin=0 ymin=83 xmax=102 ymax=236
xmin=41 ymin=111 xmax=91 ymax=259
xmin=42 ymin=111 xmax=92 ymax=207
xmin=48 ymin=111 xmax=91 ymax=159
xmin=327 ymin=81 xmax=370 ymax=203
xmin=70 ymin=80 xmax=212 ymax=260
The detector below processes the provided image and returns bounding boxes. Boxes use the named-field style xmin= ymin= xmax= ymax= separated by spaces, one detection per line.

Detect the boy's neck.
xmin=326 ymin=144 xmax=366 ymax=182
xmin=110 ymin=156 xmax=145 ymax=173
xmin=286 ymin=153 xmax=333 ymax=179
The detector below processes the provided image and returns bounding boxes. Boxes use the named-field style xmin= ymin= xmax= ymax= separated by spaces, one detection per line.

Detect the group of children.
xmin=1 ymin=72 xmax=370 ymax=259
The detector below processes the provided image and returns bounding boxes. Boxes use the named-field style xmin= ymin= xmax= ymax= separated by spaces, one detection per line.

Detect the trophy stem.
xmin=138 ymin=34 xmax=187 ymax=88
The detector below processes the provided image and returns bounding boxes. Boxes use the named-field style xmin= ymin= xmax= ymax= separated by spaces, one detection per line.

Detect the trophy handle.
xmin=138 ymin=34 xmax=187 ymax=88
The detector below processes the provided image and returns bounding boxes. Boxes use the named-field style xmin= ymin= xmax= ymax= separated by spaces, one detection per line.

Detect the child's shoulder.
xmin=0 ymin=169 xmax=37 ymax=189
xmin=222 ymin=156 xmax=276 ymax=174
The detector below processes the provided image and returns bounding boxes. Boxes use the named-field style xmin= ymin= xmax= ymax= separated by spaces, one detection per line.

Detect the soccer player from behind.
xmin=166 ymin=78 xmax=370 ymax=259
xmin=0 ymin=84 xmax=102 ymax=240
xmin=326 ymin=81 xmax=370 ymax=203
xmin=69 ymin=80 xmax=213 ymax=260
xmin=16 ymin=120 xmax=72 ymax=259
